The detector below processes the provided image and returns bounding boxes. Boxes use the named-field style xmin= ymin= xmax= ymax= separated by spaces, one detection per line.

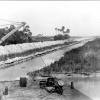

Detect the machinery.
xmin=39 ymin=77 xmax=64 ymax=95
xmin=0 ymin=21 xmax=33 ymax=45
xmin=0 ymin=22 xmax=26 ymax=45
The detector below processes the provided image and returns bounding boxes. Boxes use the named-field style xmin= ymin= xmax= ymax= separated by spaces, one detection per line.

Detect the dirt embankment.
xmin=28 ymin=38 xmax=100 ymax=77
xmin=0 ymin=40 xmax=70 ymax=62
xmin=0 ymin=79 xmax=92 ymax=100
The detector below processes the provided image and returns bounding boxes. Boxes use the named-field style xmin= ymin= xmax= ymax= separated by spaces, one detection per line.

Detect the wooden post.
xmin=71 ymin=81 xmax=74 ymax=89
xmin=3 ymin=86 xmax=8 ymax=95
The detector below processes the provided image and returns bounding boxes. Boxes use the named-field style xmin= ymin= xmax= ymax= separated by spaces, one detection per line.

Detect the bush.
xmin=54 ymin=34 xmax=70 ymax=40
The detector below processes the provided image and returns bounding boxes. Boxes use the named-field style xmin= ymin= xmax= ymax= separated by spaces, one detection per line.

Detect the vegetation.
xmin=0 ymin=25 xmax=33 ymax=45
xmin=54 ymin=26 xmax=70 ymax=40
xmin=32 ymin=36 xmax=54 ymax=42
xmin=28 ymin=38 xmax=100 ymax=77
xmin=55 ymin=26 xmax=70 ymax=34
xmin=54 ymin=34 xmax=70 ymax=40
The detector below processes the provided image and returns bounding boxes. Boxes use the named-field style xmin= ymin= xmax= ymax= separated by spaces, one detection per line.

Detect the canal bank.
xmin=0 ymin=75 xmax=92 ymax=100
xmin=0 ymin=39 xmax=69 ymax=63
xmin=0 ymin=41 xmax=78 ymax=70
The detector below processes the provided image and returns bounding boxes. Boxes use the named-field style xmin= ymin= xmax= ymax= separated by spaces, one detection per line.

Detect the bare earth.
xmin=0 ymin=75 xmax=92 ymax=100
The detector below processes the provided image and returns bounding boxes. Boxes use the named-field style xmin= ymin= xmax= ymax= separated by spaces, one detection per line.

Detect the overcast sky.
xmin=0 ymin=1 xmax=100 ymax=36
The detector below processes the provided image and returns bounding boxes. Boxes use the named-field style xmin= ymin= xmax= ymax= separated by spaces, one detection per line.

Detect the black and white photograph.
xmin=0 ymin=1 xmax=99 ymax=100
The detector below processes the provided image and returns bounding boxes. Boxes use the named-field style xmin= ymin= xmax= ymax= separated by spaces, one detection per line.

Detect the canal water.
xmin=0 ymin=47 xmax=68 ymax=81
xmin=73 ymin=73 xmax=100 ymax=100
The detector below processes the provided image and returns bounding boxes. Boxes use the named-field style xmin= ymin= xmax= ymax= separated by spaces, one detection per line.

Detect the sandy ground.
xmin=0 ymin=74 xmax=93 ymax=100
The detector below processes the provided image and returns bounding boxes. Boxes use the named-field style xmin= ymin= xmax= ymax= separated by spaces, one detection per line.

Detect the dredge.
xmin=0 ymin=21 xmax=33 ymax=46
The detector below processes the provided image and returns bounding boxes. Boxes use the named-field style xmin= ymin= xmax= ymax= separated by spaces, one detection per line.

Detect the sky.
xmin=0 ymin=1 xmax=100 ymax=36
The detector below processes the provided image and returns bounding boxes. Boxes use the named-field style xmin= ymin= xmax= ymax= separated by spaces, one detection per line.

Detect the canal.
xmin=73 ymin=73 xmax=100 ymax=100
xmin=0 ymin=46 xmax=67 ymax=81
xmin=0 ymin=37 xmax=93 ymax=81
xmin=0 ymin=37 xmax=98 ymax=100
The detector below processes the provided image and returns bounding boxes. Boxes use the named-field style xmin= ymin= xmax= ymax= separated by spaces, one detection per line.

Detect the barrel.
xmin=19 ymin=77 xmax=27 ymax=87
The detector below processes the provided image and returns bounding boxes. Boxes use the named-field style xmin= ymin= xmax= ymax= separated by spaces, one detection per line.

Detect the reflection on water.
xmin=73 ymin=73 xmax=100 ymax=100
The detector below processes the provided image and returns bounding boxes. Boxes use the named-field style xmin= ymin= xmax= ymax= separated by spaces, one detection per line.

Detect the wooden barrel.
xmin=19 ymin=77 xmax=27 ymax=87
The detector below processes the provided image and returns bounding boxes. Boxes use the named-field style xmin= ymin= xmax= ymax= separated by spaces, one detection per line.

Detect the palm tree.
xmin=63 ymin=28 xmax=70 ymax=34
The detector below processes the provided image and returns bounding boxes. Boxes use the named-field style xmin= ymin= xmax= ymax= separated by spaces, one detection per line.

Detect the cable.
xmin=33 ymin=44 xmax=47 ymax=67
xmin=39 ymin=55 xmax=47 ymax=67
